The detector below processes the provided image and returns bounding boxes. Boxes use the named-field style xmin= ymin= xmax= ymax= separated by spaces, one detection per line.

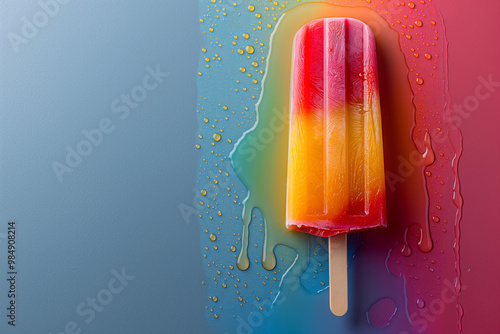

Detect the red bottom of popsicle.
xmin=286 ymin=193 xmax=387 ymax=238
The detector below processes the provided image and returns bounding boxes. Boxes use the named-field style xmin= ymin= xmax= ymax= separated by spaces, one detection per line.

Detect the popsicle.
xmin=286 ymin=18 xmax=387 ymax=315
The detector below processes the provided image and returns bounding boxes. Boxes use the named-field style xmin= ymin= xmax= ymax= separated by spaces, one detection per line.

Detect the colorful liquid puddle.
xmin=196 ymin=1 xmax=462 ymax=333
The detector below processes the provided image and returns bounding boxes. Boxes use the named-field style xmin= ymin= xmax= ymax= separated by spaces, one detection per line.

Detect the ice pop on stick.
xmin=286 ymin=18 xmax=387 ymax=316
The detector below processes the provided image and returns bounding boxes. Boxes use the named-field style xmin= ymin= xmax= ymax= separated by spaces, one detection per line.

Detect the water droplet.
xmin=416 ymin=77 xmax=424 ymax=85
xmin=408 ymin=2 xmax=415 ymax=8
xmin=406 ymin=34 xmax=412 ymax=40
xmin=424 ymin=53 xmax=432 ymax=60
xmin=212 ymin=296 xmax=218 ymax=302
xmin=255 ymin=13 xmax=261 ymax=19
xmin=209 ymin=234 xmax=217 ymax=241
xmin=417 ymin=298 xmax=425 ymax=309
xmin=436 ymin=205 xmax=442 ymax=210
xmin=414 ymin=53 xmax=419 ymax=58
xmin=432 ymin=216 xmax=440 ymax=223
xmin=204 ymin=118 xmax=209 ymax=123
xmin=213 ymin=133 xmax=222 ymax=142
xmin=214 ymin=314 xmax=219 ymax=319
xmin=238 ymin=296 xmax=243 ymax=301
xmin=425 ymin=171 xmax=432 ymax=177
xmin=415 ymin=20 xmax=423 ymax=27
xmin=230 ymin=246 xmax=236 ymax=252
xmin=246 ymin=45 xmax=255 ymax=54
xmin=217 ymin=211 xmax=222 ymax=216
xmin=367 ymin=298 xmax=398 ymax=327
xmin=240 ymin=67 xmax=246 ymax=73
xmin=201 ymin=189 xmax=207 ymax=196
xmin=248 ymin=5 xmax=255 ymax=11
xmin=222 ymin=283 xmax=227 ymax=288
xmin=202 ymin=48 xmax=207 ymax=53
xmin=195 ymin=144 xmax=201 ymax=149
xmin=252 ymin=61 xmax=258 ymax=67
xmin=237 ymin=49 xmax=244 ymax=55
xmin=242 ymin=33 xmax=250 ymax=39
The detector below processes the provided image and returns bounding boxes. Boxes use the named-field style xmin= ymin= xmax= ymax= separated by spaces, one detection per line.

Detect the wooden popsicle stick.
xmin=329 ymin=233 xmax=348 ymax=316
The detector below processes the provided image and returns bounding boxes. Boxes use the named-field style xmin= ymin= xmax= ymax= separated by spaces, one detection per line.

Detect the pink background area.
xmin=442 ymin=0 xmax=500 ymax=332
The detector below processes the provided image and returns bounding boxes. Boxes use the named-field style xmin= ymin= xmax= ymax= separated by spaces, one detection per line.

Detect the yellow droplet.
xmin=205 ymin=57 xmax=210 ymax=62
xmin=253 ymin=79 xmax=258 ymax=84
xmin=243 ymin=33 xmax=250 ymax=39
xmin=238 ymin=296 xmax=243 ymax=302
xmin=195 ymin=144 xmax=201 ymax=149
xmin=214 ymin=314 xmax=219 ymax=319
xmin=246 ymin=45 xmax=255 ymax=54
xmin=217 ymin=211 xmax=222 ymax=216
xmin=230 ymin=246 xmax=236 ymax=252
xmin=222 ymin=283 xmax=227 ymax=288
xmin=202 ymin=48 xmax=207 ymax=52
xmin=252 ymin=62 xmax=258 ymax=67
xmin=237 ymin=49 xmax=244 ymax=55
xmin=255 ymin=13 xmax=261 ymax=18
xmin=200 ymin=19 xmax=204 ymax=23
xmin=222 ymin=106 xmax=228 ymax=110
xmin=214 ymin=179 xmax=219 ymax=184
xmin=209 ymin=234 xmax=217 ymax=241
xmin=204 ymin=118 xmax=209 ymax=123
xmin=212 ymin=296 xmax=218 ymax=302
xmin=213 ymin=133 xmax=221 ymax=142
xmin=201 ymin=189 xmax=207 ymax=196
xmin=248 ymin=5 xmax=255 ymax=11
xmin=240 ymin=67 xmax=246 ymax=73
